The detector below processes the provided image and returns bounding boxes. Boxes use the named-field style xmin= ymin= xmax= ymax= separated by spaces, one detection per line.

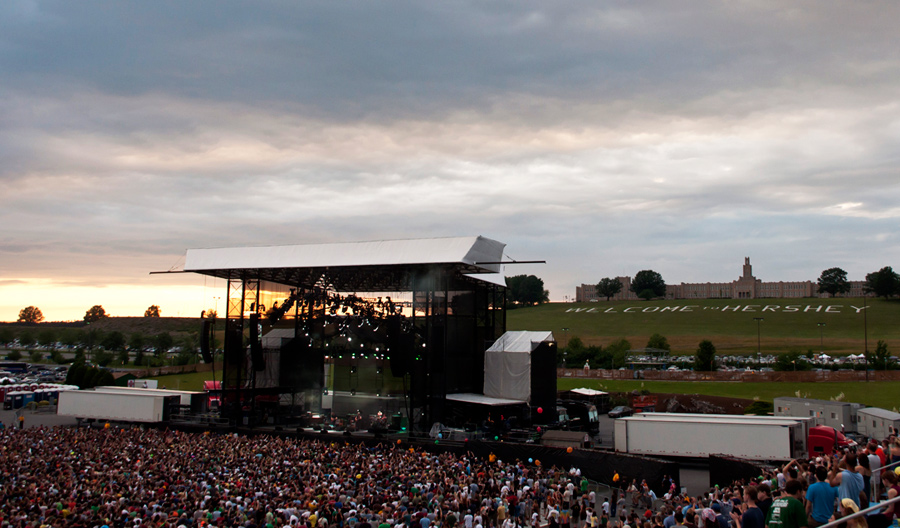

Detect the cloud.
xmin=1 ymin=1 xmax=900 ymax=320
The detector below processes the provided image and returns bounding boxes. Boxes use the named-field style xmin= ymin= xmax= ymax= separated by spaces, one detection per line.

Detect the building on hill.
xmin=575 ymin=258 xmax=866 ymax=302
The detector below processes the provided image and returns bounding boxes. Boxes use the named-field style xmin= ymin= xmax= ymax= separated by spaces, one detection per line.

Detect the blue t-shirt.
xmin=740 ymin=507 xmax=766 ymax=528
xmin=806 ymin=481 xmax=839 ymax=523
xmin=839 ymin=470 xmax=865 ymax=508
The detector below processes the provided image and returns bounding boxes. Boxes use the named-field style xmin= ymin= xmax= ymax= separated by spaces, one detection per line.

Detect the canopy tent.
xmin=483 ymin=331 xmax=555 ymax=402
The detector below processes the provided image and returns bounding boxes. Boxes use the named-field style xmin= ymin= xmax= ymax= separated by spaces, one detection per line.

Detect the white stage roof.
xmin=486 ymin=331 xmax=555 ymax=353
xmin=184 ymin=236 xmax=505 ymax=274
xmin=446 ymin=393 xmax=528 ymax=406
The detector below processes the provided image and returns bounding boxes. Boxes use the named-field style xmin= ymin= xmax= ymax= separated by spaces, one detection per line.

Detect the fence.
xmin=128 ymin=361 xmax=215 ymax=379
xmin=560 ymin=368 xmax=900 ymax=382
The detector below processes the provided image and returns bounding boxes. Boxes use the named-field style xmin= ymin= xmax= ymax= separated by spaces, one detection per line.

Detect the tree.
xmin=153 ymin=332 xmax=174 ymax=357
xmin=128 ymin=333 xmax=145 ymax=352
xmin=84 ymin=305 xmax=108 ymax=323
xmin=29 ymin=350 xmax=42 ymax=363
xmin=606 ymin=339 xmax=632 ymax=369
xmin=817 ymin=268 xmax=851 ymax=297
xmin=646 ymin=333 xmax=671 ymax=351
xmin=144 ymin=305 xmax=161 ymax=317
xmin=38 ymin=329 xmax=57 ymax=349
xmin=59 ymin=330 xmax=79 ymax=349
xmin=117 ymin=348 xmax=130 ymax=365
xmin=694 ymin=340 xmax=717 ymax=371
xmin=133 ymin=349 xmax=145 ymax=366
xmin=505 ymin=275 xmax=550 ymax=307
xmin=630 ymin=270 xmax=666 ymax=299
xmin=0 ymin=328 xmax=13 ymax=345
xmin=869 ymin=340 xmax=894 ymax=371
xmin=18 ymin=331 xmax=35 ymax=348
xmin=774 ymin=350 xmax=811 ymax=372
xmin=93 ymin=349 xmax=114 ymax=367
xmin=50 ymin=350 xmax=65 ymax=364
xmin=864 ymin=267 xmax=900 ymax=299
xmin=595 ymin=278 xmax=623 ymax=301
xmin=100 ymin=331 xmax=126 ymax=352
xmin=17 ymin=306 xmax=44 ymax=324
xmin=6 ymin=349 xmax=22 ymax=361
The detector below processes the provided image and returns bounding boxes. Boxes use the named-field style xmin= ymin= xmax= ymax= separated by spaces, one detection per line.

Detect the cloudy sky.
xmin=2 ymin=1 xmax=899 ymax=321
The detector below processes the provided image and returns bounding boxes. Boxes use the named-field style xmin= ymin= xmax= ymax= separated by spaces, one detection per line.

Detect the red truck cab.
xmin=809 ymin=425 xmax=855 ymax=458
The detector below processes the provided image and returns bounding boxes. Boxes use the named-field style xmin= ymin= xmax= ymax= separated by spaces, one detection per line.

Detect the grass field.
xmin=148 ymin=371 xmax=900 ymax=410
xmin=507 ymin=298 xmax=900 ymax=356
xmin=558 ymin=377 xmax=900 ymax=410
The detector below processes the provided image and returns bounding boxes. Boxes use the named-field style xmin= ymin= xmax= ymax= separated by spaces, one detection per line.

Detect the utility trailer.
xmin=57 ymin=391 xmax=179 ymax=423
xmin=615 ymin=414 xmax=808 ymax=461
xmin=92 ymin=386 xmax=208 ymax=413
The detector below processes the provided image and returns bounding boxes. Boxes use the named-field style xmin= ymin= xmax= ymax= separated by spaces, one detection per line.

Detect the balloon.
xmin=537 ymin=407 xmax=543 ymax=414
xmin=528 ymin=458 xmax=533 ymax=463
xmin=438 ymin=433 xmax=443 ymax=439
xmin=435 ymin=440 xmax=439 ymax=445
xmin=567 ymin=447 xmax=573 ymax=453
xmin=535 ymin=460 xmax=541 ymax=466
xmin=397 ymin=439 xmax=402 ymax=444
xmin=537 ymin=426 xmax=542 ymax=433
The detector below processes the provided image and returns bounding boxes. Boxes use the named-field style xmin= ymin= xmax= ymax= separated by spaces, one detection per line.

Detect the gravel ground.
xmin=0 ymin=406 xmax=78 ymax=430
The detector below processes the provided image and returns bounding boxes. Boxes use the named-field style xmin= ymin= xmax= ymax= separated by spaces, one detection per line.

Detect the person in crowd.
xmin=804 ymin=466 xmax=838 ymax=528
xmin=838 ymin=498 xmax=867 ymax=528
xmin=729 ymin=486 xmax=764 ymax=528
xmin=764 ymin=480 xmax=807 ymax=528
xmin=830 ymin=452 xmax=866 ymax=509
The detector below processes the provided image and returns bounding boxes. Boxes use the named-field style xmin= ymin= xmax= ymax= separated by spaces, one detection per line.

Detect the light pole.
xmin=561 ymin=327 xmax=570 ymax=367
xmin=817 ymin=322 xmax=826 ymax=354
xmin=753 ymin=317 xmax=764 ymax=367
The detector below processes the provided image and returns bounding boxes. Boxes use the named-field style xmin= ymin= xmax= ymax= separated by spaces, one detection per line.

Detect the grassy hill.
xmin=507 ymin=297 xmax=900 ymax=356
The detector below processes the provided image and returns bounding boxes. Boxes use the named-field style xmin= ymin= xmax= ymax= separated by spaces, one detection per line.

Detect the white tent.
xmin=483 ymin=331 xmax=554 ymax=402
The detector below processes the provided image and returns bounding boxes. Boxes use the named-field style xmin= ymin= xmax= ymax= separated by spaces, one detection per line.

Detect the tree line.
xmin=1 ymin=325 xmax=197 ymax=368
xmin=16 ymin=304 xmax=161 ymax=324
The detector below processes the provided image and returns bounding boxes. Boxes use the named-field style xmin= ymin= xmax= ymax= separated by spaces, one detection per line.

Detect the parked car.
xmin=608 ymin=405 xmax=633 ymax=418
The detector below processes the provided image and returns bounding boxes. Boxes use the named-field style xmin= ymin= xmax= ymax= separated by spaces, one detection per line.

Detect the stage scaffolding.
xmin=180 ymin=237 xmax=509 ymax=430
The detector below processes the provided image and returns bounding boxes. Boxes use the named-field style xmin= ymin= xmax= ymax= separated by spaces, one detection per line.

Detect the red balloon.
xmin=537 ymin=407 xmax=543 ymax=414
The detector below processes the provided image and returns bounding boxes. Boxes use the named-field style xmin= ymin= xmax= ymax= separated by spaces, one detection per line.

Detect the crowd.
xmin=1 ymin=426 xmax=899 ymax=528
xmin=611 ymin=439 xmax=900 ymax=528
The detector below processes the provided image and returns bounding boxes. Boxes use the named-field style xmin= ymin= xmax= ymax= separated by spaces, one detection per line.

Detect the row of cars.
xmin=0 ymin=362 xmax=68 ymax=385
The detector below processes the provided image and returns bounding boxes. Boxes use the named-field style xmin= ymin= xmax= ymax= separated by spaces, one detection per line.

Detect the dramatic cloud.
xmin=2 ymin=1 xmax=899 ymax=320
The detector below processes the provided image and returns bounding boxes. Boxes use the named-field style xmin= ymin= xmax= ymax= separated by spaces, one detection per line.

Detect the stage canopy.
xmin=181 ymin=236 xmax=506 ymax=291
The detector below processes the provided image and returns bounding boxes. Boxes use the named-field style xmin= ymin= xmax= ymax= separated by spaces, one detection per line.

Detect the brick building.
xmin=575 ymin=258 xmax=866 ymax=302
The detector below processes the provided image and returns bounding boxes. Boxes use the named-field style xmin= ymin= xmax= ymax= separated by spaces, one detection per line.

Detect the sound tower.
xmin=249 ymin=313 xmax=265 ymax=371
xmin=530 ymin=341 xmax=558 ymax=421
xmin=386 ymin=316 xmax=409 ymax=377
xmin=200 ymin=320 xmax=213 ymax=363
